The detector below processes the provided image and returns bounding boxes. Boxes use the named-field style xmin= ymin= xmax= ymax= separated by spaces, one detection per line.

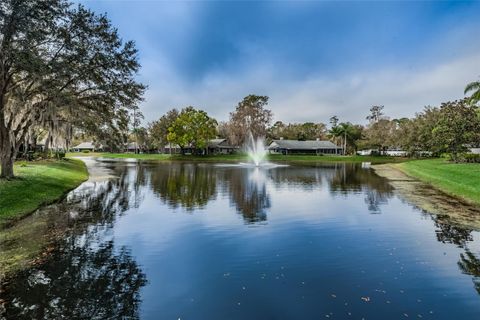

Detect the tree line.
xmin=136 ymin=82 xmax=480 ymax=163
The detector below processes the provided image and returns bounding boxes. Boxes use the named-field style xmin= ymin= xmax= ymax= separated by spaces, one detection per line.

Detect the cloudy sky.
xmin=81 ymin=0 xmax=480 ymax=125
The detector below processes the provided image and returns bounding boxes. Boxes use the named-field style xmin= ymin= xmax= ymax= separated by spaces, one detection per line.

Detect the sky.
xmin=80 ymin=0 xmax=480 ymax=125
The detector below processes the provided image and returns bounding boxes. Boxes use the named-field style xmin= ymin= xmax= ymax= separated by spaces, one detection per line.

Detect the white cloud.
xmin=139 ymin=51 xmax=480 ymax=125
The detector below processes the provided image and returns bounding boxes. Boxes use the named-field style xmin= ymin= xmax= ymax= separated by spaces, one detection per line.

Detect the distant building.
xmin=72 ymin=141 xmax=102 ymax=152
xmin=207 ymin=138 xmax=237 ymax=155
xmin=162 ymin=143 xmax=181 ymax=154
xmin=268 ymin=139 xmax=343 ymax=155
xmin=159 ymin=139 xmax=237 ymax=155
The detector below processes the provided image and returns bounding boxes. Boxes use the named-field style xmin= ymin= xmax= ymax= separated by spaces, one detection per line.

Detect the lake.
xmin=1 ymin=160 xmax=480 ymax=319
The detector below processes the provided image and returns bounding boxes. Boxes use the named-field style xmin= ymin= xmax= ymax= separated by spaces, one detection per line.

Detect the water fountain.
xmin=216 ymin=133 xmax=287 ymax=168
xmin=246 ymin=133 xmax=268 ymax=166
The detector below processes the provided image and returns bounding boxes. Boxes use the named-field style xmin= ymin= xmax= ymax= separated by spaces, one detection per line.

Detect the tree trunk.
xmin=0 ymin=150 xmax=14 ymax=179
xmin=0 ymin=114 xmax=15 ymax=179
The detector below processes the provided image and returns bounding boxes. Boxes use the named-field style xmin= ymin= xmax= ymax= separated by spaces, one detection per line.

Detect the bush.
xmin=463 ymin=153 xmax=480 ymax=163
xmin=455 ymin=153 xmax=480 ymax=163
xmin=82 ymin=150 xmax=90 ymax=153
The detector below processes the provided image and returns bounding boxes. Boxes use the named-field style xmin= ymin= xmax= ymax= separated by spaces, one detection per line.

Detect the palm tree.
xmin=328 ymin=125 xmax=343 ymax=153
xmin=329 ymin=123 xmax=357 ymax=155
xmin=465 ymin=80 xmax=480 ymax=105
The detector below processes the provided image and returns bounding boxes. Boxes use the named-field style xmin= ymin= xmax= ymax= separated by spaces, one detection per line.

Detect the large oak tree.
xmin=0 ymin=0 xmax=145 ymax=178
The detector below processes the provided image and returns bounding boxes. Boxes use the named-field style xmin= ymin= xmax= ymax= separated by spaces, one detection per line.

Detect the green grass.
xmin=67 ymin=152 xmax=406 ymax=164
xmin=0 ymin=159 xmax=88 ymax=225
xmin=397 ymin=158 xmax=480 ymax=205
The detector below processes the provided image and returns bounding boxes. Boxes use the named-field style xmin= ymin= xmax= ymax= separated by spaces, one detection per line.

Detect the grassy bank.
xmin=396 ymin=159 xmax=480 ymax=205
xmin=67 ymin=152 xmax=406 ymax=164
xmin=0 ymin=159 xmax=88 ymax=226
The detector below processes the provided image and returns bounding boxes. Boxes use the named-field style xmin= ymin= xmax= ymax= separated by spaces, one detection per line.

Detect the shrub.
xmin=455 ymin=153 xmax=480 ymax=163
xmin=82 ymin=150 xmax=90 ymax=153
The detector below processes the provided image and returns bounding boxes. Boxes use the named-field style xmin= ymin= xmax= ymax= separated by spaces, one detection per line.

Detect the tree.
xmin=131 ymin=106 xmax=144 ymax=154
xmin=148 ymin=109 xmax=179 ymax=151
xmin=228 ymin=95 xmax=272 ymax=146
xmin=366 ymin=105 xmax=385 ymax=123
xmin=329 ymin=116 xmax=339 ymax=128
xmin=0 ymin=1 xmax=145 ymax=178
xmin=267 ymin=121 xmax=326 ymax=141
xmin=329 ymin=122 xmax=361 ymax=155
xmin=431 ymin=99 xmax=480 ymax=161
xmin=465 ymin=79 xmax=480 ymax=106
xmin=167 ymin=107 xmax=217 ymax=154
xmin=363 ymin=119 xmax=396 ymax=152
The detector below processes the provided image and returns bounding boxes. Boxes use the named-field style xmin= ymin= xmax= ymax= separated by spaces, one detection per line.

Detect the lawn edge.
xmin=0 ymin=158 xmax=89 ymax=229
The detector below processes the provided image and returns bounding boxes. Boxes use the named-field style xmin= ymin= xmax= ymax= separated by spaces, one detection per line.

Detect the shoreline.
xmin=67 ymin=152 xmax=408 ymax=164
xmin=372 ymin=163 xmax=480 ymax=230
xmin=0 ymin=158 xmax=109 ymax=279
xmin=0 ymin=159 xmax=89 ymax=229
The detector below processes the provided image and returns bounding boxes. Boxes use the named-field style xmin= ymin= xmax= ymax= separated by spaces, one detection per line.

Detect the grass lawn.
xmin=67 ymin=152 xmax=406 ymax=164
xmin=0 ymin=159 xmax=88 ymax=226
xmin=397 ymin=158 xmax=480 ymax=205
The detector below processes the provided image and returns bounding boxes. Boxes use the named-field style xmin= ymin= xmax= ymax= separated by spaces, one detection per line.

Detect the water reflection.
xmin=458 ymin=250 xmax=480 ymax=295
xmin=1 ymin=164 xmax=147 ymax=319
xmin=329 ymin=163 xmax=394 ymax=213
xmin=222 ymin=167 xmax=270 ymax=223
xmin=2 ymin=161 xmax=480 ymax=319
xmin=1 ymin=240 xmax=146 ymax=319
xmin=148 ymin=163 xmax=217 ymax=211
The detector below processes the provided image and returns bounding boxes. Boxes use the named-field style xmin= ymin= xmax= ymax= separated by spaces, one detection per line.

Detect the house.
xmin=268 ymin=139 xmax=343 ymax=155
xmin=126 ymin=142 xmax=141 ymax=153
xmin=161 ymin=143 xmax=182 ymax=154
xmin=72 ymin=141 xmax=101 ymax=152
xmin=207 ymin=138 xmax=237 ymax=155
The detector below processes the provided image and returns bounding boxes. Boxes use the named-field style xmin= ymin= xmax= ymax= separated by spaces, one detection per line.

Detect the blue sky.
xmin=81 ymin=0 xmax=480 ymax=124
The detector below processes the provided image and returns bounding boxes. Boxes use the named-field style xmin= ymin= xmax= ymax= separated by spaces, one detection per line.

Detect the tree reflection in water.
xmin=0 ymin=164 xmax=147 ymax=319
xmin=1 ymin=240 xmax=146 ymax=319
xmin=221 ymin=168 xmax=271 ymax=223
xmin=432 ymin=214 xmax=480 ymax=296
xmin=148 ymin=163 xmax=217 ymax=211
xmin=329 ymin=163 xmax=394 ymax=213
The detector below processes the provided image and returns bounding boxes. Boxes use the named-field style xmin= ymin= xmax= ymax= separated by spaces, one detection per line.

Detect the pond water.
xmin=1 ymin=160 xmax=480 ymax=319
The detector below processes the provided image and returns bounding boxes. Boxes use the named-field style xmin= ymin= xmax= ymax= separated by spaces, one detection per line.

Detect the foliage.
xmin=430 ymin=99 xmax=480 ymax=161
xmin=167 ymin=107 xmax=217 ymax=153
xmin=457 ymin=153 xmax=480 ymax=163
xmin=148 ymin=109 xmax=179 ymax=149
xmin=366 ymin=105 xmax=385 ymax=123
xmin=362 ymin=119 xmax=397 ymax=151
xmin=465 ymin=79 xmax=480 ymax=106
xmin=228 ymin=95 xmax=273 ymax=146
xmin=0 ymin=0 xmax=145 ymax=178
xmin=330 ymin=122 xmax=363 ymax=154
xmin=268 ymin=121 xmax=327 ymax=141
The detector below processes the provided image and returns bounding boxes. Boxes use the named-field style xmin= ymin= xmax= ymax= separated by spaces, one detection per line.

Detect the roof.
xmin=73 ymin=141 xmax=97 ymax=149
xmin=208 ymin=138 xmax=228 ymax=148
xmin=268 ymin=139 xmax=341 ymax=150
